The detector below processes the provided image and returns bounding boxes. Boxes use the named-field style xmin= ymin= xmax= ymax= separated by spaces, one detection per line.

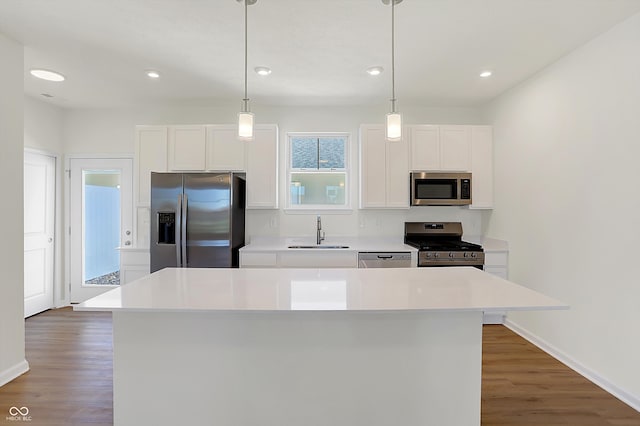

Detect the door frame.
xmin=24 ymin=148 xmax=63 ymax=313
xmin=65 ymin=154 xmax=134 ymax=304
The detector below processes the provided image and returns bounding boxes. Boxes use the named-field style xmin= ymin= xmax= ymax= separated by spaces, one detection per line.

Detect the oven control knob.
xmin=471 ymin=253 xmax=477 ymax=258
xmin=448 ymin=252 xmax=455 ymax=258
xmin=433 ymin=253 xmax=439 ymax=258
xmin=425 ymin=253 xmax=432 ymax=258
xmin=463 ymin=253 xmax=469 ymax=258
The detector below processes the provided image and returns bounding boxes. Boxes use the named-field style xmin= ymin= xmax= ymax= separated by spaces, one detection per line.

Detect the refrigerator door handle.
xmin=176 ymin=195 xmax=183 ymax=267
xmin=181 ymin=193 xmax=188 ymax=267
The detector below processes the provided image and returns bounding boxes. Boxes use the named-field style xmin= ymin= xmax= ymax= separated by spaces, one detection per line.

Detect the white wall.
xmin=25 ymin=96 xmax=64 ymax=153
xmin=484 ymin=12 xmax=640 ymax=406
xmin=0 ymin=33 xmax=27 ymax=386
xmin=62 ymin=102 xmax=489 ymax=240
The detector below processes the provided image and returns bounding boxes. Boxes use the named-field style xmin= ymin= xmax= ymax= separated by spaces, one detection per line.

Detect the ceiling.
xmin=1 ymin=0 xmax=640 ymax=109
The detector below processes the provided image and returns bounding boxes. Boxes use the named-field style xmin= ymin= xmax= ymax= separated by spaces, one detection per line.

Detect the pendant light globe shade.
xmin=238 ymin=111 xmax=254 ymax=140
xmin=386 ymin=112 xmax=402 ymax=141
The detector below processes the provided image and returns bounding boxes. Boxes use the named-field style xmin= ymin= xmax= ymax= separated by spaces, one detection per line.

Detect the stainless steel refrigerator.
xmin=150 ymin=172 xmax=245 ymax=273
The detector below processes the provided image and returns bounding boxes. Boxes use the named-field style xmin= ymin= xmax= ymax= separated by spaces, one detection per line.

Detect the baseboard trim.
xmin=504 ymin=318 xmax=640 ymax=412
xmin=0 ymin=359 xmax=30 ymax=388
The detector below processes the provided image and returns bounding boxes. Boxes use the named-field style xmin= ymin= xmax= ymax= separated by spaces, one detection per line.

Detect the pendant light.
xmin=384 ymin=0 xmax=402 ymax=141
xmin=238 ymin=0 xmax=257 ymax=141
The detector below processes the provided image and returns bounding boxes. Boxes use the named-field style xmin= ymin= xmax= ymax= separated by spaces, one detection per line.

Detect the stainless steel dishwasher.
xmin=357 ymin=252 xmax=412 ymax=268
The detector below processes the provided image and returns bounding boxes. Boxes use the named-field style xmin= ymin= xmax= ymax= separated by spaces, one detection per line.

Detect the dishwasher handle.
xmin=357 ymin=252 xmax=413 ymax=268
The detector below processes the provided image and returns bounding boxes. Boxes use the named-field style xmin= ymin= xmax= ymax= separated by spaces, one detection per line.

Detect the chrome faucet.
xmin=316 ymin=215 xmax=325 ymax=245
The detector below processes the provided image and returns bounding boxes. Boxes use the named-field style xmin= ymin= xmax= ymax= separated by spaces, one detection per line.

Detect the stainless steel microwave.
xmin=410 ymin=172 xmax=472 ymax=206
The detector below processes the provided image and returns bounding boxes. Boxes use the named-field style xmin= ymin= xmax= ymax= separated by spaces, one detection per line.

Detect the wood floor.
xmin=1 ymin=308 xmax=639 ymax=426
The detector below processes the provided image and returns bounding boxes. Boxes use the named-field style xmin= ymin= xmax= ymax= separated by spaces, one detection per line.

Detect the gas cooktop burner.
xmin=404 ymin=222 xmax=485 ymax=268
xmin=406 ymin=240 xmax=483 ymax=251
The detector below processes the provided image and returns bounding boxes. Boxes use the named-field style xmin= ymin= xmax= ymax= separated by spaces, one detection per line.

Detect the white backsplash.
xmin=246 ymin=207 xmax=488 ymax=242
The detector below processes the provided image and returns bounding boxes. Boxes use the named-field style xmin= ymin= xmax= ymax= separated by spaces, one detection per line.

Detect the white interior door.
xmin=70 ymin=158 xmax=133 ymax=303
xmin=24 ymin=151 xmax=56 ymax=318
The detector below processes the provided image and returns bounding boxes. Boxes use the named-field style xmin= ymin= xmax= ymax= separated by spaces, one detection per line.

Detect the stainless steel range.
xmin=404 ymin=222 xmax=484 ymax=268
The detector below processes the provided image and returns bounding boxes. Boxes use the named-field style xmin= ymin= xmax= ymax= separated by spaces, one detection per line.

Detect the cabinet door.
xmin=386 ymin=132 xmax=409 ymax=208
xmin=206 ymin=125 xmax=246 ymax=171
xmin=168 ymin=125 xmax=206 ymax=170
xmin=470 ymin=126 xmax=493 ymax=209
xmin=135 ymin=126 xmax=168 ymax=206
xmin=409 ymin=125 xmax=440 ymax=170
xmin=440 ymin=125 xmax=471 ymax=171
xmin=246 ymin=125 xmax=279 ymax=209
xmin=359 ymin=125 xmax=387 ymax=208
xmin=278 ymin=251 xmax=358 ymax=268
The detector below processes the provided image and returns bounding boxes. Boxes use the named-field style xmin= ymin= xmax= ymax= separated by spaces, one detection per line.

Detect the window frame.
xmin=285 ymin=132 xmax=351 ymax=212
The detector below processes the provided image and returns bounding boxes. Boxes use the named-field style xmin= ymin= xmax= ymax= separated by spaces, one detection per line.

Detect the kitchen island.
xmin=76 ymin=267 xmax=565 ymax=426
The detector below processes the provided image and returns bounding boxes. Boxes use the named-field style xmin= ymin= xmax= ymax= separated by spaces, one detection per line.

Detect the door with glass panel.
xmin=69 ymin=158 xmax=132 ymax=303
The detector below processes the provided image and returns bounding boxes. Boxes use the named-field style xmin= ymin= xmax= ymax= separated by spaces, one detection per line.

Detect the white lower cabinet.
xmin=278 ymin=251 xmax=357 ymax=268
xmin=239 ymin=252 xmax=278 ymax=268
xmin=240 ymin=251 xmax=358 ymax=268
xmin=483 ymin=248 xmax=509 ymax=324
xmin=119 ymin=248 xmax=150 ymax=285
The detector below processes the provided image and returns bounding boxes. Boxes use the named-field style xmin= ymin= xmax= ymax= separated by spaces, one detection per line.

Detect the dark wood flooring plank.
xmin=0 ymin=308 xmax=113 ymax=426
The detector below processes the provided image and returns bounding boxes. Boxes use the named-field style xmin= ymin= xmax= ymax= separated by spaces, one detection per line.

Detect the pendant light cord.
xmin=391 ymin=0 xmax=396 ymax=113
xmin=243 ymin=0 xmax=249 ymax=112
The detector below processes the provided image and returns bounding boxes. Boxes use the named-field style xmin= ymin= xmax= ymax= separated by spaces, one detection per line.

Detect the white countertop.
xmin=75 ymin=267 xmax=565 ymax=313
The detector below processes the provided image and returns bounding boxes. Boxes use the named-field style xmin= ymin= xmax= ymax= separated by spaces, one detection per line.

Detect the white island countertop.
xmin=75 ymin=267 xmax=566 ymax=313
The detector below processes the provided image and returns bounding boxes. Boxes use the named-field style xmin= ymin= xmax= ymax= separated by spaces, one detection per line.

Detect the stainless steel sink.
xmin=287 ymin=245 xmax=350 ymax=249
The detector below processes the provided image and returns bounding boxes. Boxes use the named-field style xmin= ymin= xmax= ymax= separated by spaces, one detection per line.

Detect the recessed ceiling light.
xmin=366 ymin=66 xmax=384 ymax=76
xmin=146 ymin=70 xmax=160 ymax=79
xmin=254 ymin=66 xmax=272 ymax=76
xmin=479 ymin=70 xmax=493 ymax=78
xmin=30 ymin=69 xmax=65 ymax=82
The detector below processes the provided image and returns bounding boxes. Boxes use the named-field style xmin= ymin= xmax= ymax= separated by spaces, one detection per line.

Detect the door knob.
xmin=124 ymin=240 xmax=132 ymax=246
xmin=48 ymin=237 xmax=53 ymax=243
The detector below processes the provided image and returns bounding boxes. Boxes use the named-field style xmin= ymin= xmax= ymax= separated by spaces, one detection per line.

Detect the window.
xmin=287 ymin=133 xmax=349 ymax=209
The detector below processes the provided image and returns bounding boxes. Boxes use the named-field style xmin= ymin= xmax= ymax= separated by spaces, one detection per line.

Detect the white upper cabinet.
xmin=206 ymin=126 xmax=246 ymax=171
xmin=469 ymin=126 xmax=493 ymax=209
xmin=246 ymin=125 xmax=279 ymax=209
xmin=359 ymin=125 xmax=409 ymax=209
xmin=168 ymin=125 xmax=206 ymax=171
xmin=135 ymin=126 xmax=168 ymax=206
xmin=440 ymin=125 xmax=471 ymax=171
xmin=409 ymin=125 xmax=440 ymax=170
xmin=409 ymin=125 xmax=471 ymax=172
